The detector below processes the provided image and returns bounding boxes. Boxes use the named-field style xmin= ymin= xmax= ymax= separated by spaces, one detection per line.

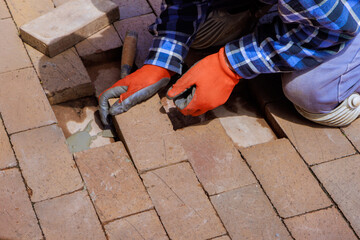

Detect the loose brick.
xmin=26 ymin=45 xmax=93 ymax=104
xmin=285 ymin=207 xmax=357 ymax=240
xmin=111 ymin=0 xmax=152 ymax=20
xmin=0 ymin=168 xmax=42 ymax=239
xmin=342 ymin=118 xmax=360 ymax=152
xmin=11 ymin=125 xmax=83 ymax=202
xmin=111 ymin=95 xmax=187 ymax=172
xmin=0 ymin=68 xmax=57 ymax=134
xmin=265 ymin=100 xmax=355 ymax=165
xmin=74 ymin=142 xmax=153 ymax=222
xmin=20 ymin=0 xmax=119 ymax=57
xmin=105 ymin=210 xmax=168 ymax=240
xmin=35 ymin=190 xmax=106 ymax=240
xmin=0 ymin=18 xmax=32 ymax=74
xmin=177 ymin=119 xmax=256 ymax=195
xmin=0 ymin=118 xmax=16 ymax=169
xmin=114 ymin=14 xmax=156 ymax=67
xmin=312 ymin=155 xmax=360 ymax=235
xmin=211 ymin=184 xmax=291 ymax=240
xmin=0 ymin=0 xmax=10 ymax=19
xmin=241 ymin=138 xmax=331 ymax=218
xmin=147 ymin=0 xmax=162 ymax=16
xmin=141 ymin=162 xmax=226 ymax=240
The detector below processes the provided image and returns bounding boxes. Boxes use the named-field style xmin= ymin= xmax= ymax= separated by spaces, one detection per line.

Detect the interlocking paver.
xmin=141 ymin=162 xmax=226 ymax=240
xmin=241 ymin=138 xmax=331 ymax=218
xmin=177 ymin=119 xmax=256 ymax=195
xmin=0 ymin=68 xmax=57 ymax=134
xmin=0 ymin=168 xmax=42 ymax=240
xmin=211 ymin=184 xmax=291 ymax=240
xmin=11 ymin=125 xmax=83 ymax=202
xmin=0 ymin=118 xmax=16 ymax=169
xmin=265 ymin=100 xmax=355 ymax=165
xmin=0 ymin=0 xmax=10 ymax=19
xmin=312 ymin=154 xmax=360 ymax=235
xmin=285 ymin=207 xmax=357 ymax=240
xmin=35 ymin=190 xmax=106 ymax=240
xmin=111 ymin=0 xmax=152 ymax=20
xmin=74 ymin=142 xmax=153 ymax=222
xmin=105 ymin=210 xmax=168 ymax=240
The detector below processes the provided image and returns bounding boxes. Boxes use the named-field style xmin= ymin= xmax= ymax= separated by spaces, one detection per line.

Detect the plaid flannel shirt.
xmin=144 ymin=0 xmax=360 ymax=79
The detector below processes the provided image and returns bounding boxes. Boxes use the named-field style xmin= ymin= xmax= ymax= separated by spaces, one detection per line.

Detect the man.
xmin=99 ymin=0 xmax=360 ymax=127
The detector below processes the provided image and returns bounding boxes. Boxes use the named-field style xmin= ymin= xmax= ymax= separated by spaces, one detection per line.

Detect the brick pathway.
xmin=1 ymin=0 xmax=360 ymax=239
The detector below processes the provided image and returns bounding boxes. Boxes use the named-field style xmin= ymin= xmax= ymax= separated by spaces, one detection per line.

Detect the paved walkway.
xmin=1 ymin=0 xmax=360 ymax=239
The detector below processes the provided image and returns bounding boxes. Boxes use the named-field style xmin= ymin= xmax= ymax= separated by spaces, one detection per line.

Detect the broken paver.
xmin=0 ymin=0 xmax=10 ymax=19
xmin=74 ymin=142 xmax=153 ymax=222
xmin=177 ymin=119 xmax=256 ymax=195
xmin=0 ymin=68 xmax=57 ymax=134
xmin=20 ymin=0 xmax=119 ymax=57
xmin=312 ymin=155 xmax=360 ymax=235
xmin=111 ymin=0 xmax=152 ymax=20
xmin=11 ymin=125 xmax=83 ymax=202
xmin=0 ymin=118 xmax=16 ymax=169
xmin=211 ymin=184 xmax=291 ymax=240
xmin=35 ymin=190 xmax=106 ymax=240
xmin=265 ymin=100 xmax=355 ymax=165
xmin=241 ymin=138 xmax=331 ymax=218
xmin=285 ymin=207 xmax=357 ymax=240
xmin=105 ymin=210 xmax=168 ymax=240
xmin=141 ymin=162 xmax=226 ymax=240
xmin=0 ymin=168 xmax=42 ymax=240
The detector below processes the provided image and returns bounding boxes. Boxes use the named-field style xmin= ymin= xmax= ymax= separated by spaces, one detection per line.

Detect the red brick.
xmin=211 ymin=184 xmax=291 ymax=240
xmin=265 ymin=100 xmax=355 ymax=165
xmin=148 ymin=0 xmax=162 ymax=16
xmin=342 ymin=118 xmax=360 ymax=152
xmin=105 ymin=210 xmax=168 ymax=240
xmin=74 ymin=142 xmax=153 ymax=222
xmin=111 ymin=95 xmax=187 ymax=172
xmin=0 ymin=68 xmax=57 ymax=134
xmin=114 ymin=14 xmax=156 ymax=68
xmin=141 ymin=162 xmax=226 ymax=240
xmin=35 ymin=190 xmax=106 ymax=239
xmin=0 ymin=18 xmax=32 ymax=74
xmin=0 ymin=118 xmax=16 ymax=169
xmin=241 ymin=138 xmax=331 ymax=218
xmin=11 ymin=125 xmax=83 ymax=202
xmin=111 ymin=0 xmax=152 ymax=20
xmin=0 ymin=0 xmax=10 ymax=19
xmin=312 ymin=155 xmax=360 ymax=235
xmin=0 ymin=168 xmax=42 ymax=239
xmin=177 ymin=119 xmax=256 ymax=195
xmin=285 ymin=207 xmax=357 ymax=240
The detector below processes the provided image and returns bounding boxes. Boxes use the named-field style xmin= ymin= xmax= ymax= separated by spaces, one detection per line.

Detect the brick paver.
xmin=141 ymin=162 xmax=226 ymax=240
xmin=0 ymin=0 xmax=10 ymax=19
xmin=74 ymin=142 xmax=153 ymax=222
xmin=177 ymin=119 xmax=256 ymax=195
xmin=0 ymin=168 xmax=42 ymax=239
xmin=0 ymin=118 xmax=16 ymax=169
xmin=342 ymin=118 xmax=360 ymax=152
xmin=112 ymin=0 xmax=152 ymax=20
xmin=211 ymin=236 xmax=231 ymax=240
xmin=211 ymin=184 xmax=291 ymax=240
xmin=147 ymin=0 xmax=162 ymax=16
xmin=285 ymin=207 xmax=357 ymax=240
xmin=312 ymin=155 xmax=360 ymax=235
xmin=0 ymin=68 xmax=57 ymax=134
xmin=105 ymin=210 xmax=168 ymax=240
xmin=11 ymin=125 xmax=83 ymax=202
xmin=35 ymin=190 xmax=106 ymax=240
xmin=241 ymin=138 xmax=331 ymax=218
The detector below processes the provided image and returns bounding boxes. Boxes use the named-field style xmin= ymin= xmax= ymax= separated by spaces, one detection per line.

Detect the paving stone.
xmin=265 ymin=100 xmax=355 ymax=165
xmin=114 ymin=14 xmax=156 ymax=67
xmin=26 ymin=45 xmax=93 ymax=104
xmin=111 ymin=0 xmax=152 ymax=20
xmin=0 ymin=0 xmax=10 ymax=19
xmin=11 ymin=125 xmax=83 ymax=202
xmin=148 ymin=0 xmax=162 ymax=16
xmin=211 ymin=236 xmax=231 ymax=240
xmin=0 ymin=168 xmax=42 ymax=240
xmin=74 ymin=142 xmax=153 ymax=222
xmin=211 ymin=184 xmax=291 ymax=240
xmin=342 ymin=118 xmax=360 ymax=152
xmin=285 ymin=207 xmax=357 ymax=240
xmin=241 ymin=138 xmax=331 ymax=218
xmin=110 ymin=95 xmax=187 ymax=173
xmin=0 ymin=68 xmax=57 ymax=134
xmin=35 ymin=190 xmax=106 ymax=240
xmin=312 ymin=155 xmax=360 ymax=235
xmin=0 ymin=18 xmax=32 ymax=74
xmin=176 ymin=119 xmax=256 ymax=195
xmin=0 ymin=118 xmax=16 ymax=169
xmin=141 ymin=162 xmax=226 ymax=240
xmin=20 ymin=0 xmax=119 ymax=57
xmin=105 ymin=210 xmax=168 ymax=240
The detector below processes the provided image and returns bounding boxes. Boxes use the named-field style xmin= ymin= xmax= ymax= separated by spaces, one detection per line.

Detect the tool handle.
xmin=120 ymin=31 xmax=138 ymax=79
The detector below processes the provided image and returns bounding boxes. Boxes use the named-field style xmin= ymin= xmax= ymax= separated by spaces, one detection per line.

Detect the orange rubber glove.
xmin=167 ymin=47 xmax=241 ymax=116
xmin=99 ymin=65 xmax=173 ymax=125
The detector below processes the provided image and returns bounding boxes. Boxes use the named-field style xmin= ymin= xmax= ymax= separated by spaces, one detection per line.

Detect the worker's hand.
xmin=167 ymin=47 xmax=241 ymax=116
xmin=99 ymin=65 xmax=173 ymax=125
